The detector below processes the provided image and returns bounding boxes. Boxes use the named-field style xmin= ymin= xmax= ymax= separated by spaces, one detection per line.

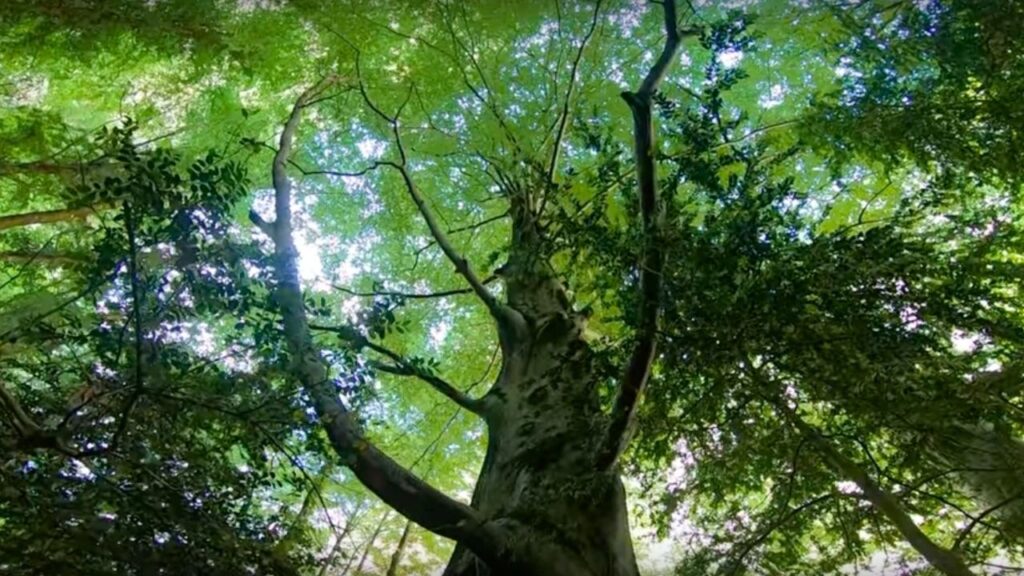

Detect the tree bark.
xmin=441 ymin=284 xmax=641 ymax=575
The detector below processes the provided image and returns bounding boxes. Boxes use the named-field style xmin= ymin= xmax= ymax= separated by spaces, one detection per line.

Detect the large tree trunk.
xmin=443 ymin=263 xmax=641 ymax=576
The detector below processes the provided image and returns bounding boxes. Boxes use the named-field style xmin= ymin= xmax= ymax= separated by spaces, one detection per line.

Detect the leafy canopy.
xmin=0 ymin=1 xmax=1022 ymax=574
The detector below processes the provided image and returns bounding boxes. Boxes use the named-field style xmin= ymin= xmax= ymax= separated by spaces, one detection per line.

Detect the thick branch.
xmin=0 ymin=205 xmax=105 ymax=232
xmin=259 ymin=82 xmax=502 ymax=557
xmin=638 ymin=0 xmax=683 ymax=97
xmin=596 ymin=0 xmax=682 ymax=471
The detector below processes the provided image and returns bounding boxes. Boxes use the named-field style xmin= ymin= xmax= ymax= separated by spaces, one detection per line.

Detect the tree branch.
xmin=257 ymin=81 xmax=503 ymax=558
xmin=596 ymin=0 xmax=683 ymax=471
xmin=766 ymin=391 xmax=975 ymax=576
xmin=546 ymin=0 xmax=603 ymax=183
xmin=330 ymin=34 xmax=513 ymax=327
xmin=725 ymin=494 xmax=834 ymax=575
xmin=0 ymin=250 xmax=88 ymax=266
xmin=387 ymin=161 xmax=508 ymax=318
xmin=0 ymin=379 xmax=42 ymax=438
xmin=0 ymin=379 xmax=82 ymax=455
xmin=371 ymin=357 xmax=485 ymax=415
xmin=952 ymin=490 xmax=1024 ymax=551
xmin=0 ymin=205 xmax=107 ymax=232
xmin=309 ymin=323 xmax=487 ymax=416
xmin=333 ymin=275 xmax=498 ymax=301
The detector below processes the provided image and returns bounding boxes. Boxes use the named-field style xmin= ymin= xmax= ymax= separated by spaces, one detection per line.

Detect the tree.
xmin=1 ymin=1 xmax=1021 ymax=575
xmin=635 ymin=2 xmax=1024 ymax=574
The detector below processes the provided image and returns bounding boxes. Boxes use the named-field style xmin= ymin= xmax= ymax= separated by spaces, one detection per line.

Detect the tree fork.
xmin=257 ymin=78 xmax=506 ymax=563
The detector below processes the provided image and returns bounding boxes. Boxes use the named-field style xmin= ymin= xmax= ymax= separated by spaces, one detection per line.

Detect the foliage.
xmin=0 ymin=1 xmax=1022 ymax=575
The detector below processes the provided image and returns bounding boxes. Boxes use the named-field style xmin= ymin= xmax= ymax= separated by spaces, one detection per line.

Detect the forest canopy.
xmin=0 ymin=1 xmax=1022 ymax=575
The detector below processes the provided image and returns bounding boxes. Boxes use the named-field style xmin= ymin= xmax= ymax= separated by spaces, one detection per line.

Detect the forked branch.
xmin=341 ymin=45 xmax=513 ymax=325
xmin=596 ymin=0 xmax=684 ymax=471
xmin=255 ymin=80 xmax=502 ymax=557
xmin=309 ymin=323 xmax=487 ymax=415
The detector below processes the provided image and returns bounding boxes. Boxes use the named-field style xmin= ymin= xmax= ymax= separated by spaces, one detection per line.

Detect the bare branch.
xmin=596 ymin=0 xmax=684 ymax=471
xmin=326 ymin=27 xmax=511 ymax=323
xmin=726 ymin=494 xmax=834 ymax=575
xmin=438 ymin=2 xmax=521 ymax=151
xmin=546 ymin=0 xmax=603 ymax=183
xmin=258 ymin=81 xmax=504 ymax=556
xmin=387 ymin=162 xmax=506 ymax=316
xmin=333 ymin=275 xmax=498 ymax=300
xmin=953 ymin=490 xmax=1024 ymax=551
xmin=309 ymin=323 xmax=487 ymax=416
xmin=373 ymin=356 xmax=485 ymax=415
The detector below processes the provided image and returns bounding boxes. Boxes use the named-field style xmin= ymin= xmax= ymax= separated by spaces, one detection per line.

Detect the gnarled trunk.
xmin=444 ymin=263 xmax=640 ymax=576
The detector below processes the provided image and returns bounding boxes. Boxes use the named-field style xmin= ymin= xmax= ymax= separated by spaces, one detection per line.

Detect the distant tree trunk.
xmin=275 ymin=464 xmax=334 ymax=556
xmin=353 ymin=511 xmax=390 ymax=575
xmin=385 ymin=520 xmax=413 ymax=576
xmin=316 ymin=500 xmax=367 ymax=576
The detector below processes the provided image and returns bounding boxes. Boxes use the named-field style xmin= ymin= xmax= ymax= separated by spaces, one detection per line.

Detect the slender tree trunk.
xmin=316 ymin=500 xmax=367 ymax=576
xmin=385 ymin=520 xmax=413 ymax=576
xmin=276 ymin=464 xmax=334 ymax=556
xmin=354 ymin=508 xmax=389 ymax=569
